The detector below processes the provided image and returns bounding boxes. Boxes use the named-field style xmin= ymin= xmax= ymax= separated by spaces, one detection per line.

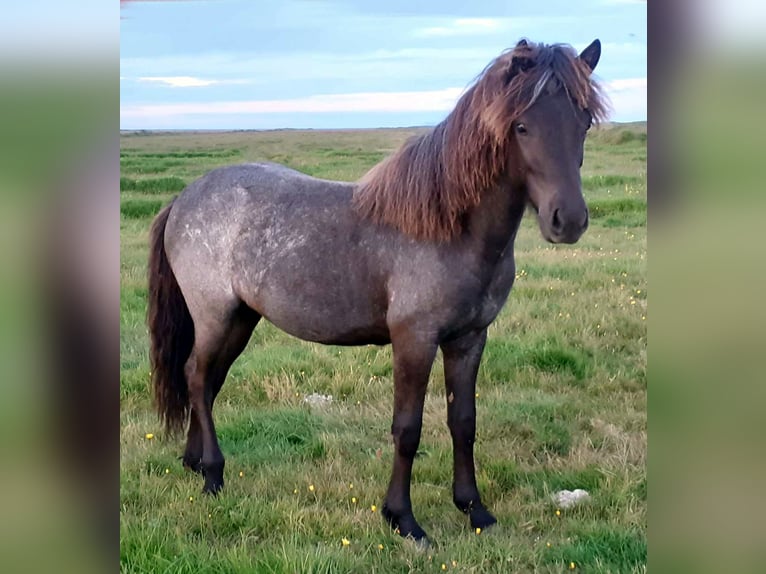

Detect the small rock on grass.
xmin=303 ymin=393 xmax=333 ymax=408
xmin=552 ymin=489 xmax=591 ymax=509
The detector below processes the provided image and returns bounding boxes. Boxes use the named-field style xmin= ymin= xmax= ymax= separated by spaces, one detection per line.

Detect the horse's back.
xmin=165 ymin=161 xmax=355 ymax=252
xmin=173 ymin=162 xmax=353 ymax=205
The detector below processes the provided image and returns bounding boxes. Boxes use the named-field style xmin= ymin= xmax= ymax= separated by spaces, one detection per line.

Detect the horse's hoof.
xmin=381 ymin=503 xmax=429 ymax=543
xmin=469 ymin=506 xmax=498 ymax=530
xmin=202 ymin=480 xmax=223 ymax=495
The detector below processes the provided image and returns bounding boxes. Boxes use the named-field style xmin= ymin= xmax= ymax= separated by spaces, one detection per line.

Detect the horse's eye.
xmin=515 ymin=123 xmax=528 ymax=135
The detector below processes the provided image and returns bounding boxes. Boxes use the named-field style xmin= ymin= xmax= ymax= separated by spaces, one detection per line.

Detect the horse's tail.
xmin=147 ymin=198 xmax=194 ymax=436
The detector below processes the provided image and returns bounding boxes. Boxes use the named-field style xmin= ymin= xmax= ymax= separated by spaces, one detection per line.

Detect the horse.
xmin=147 ymin=39 xmax=608 ymax=544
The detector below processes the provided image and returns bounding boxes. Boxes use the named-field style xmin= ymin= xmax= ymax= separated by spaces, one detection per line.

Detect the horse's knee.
xmin=392 ymin=421 xmax=421 ymax=459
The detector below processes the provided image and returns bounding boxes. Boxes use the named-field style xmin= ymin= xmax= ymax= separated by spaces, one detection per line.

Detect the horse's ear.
xmin=509 ymin=40 xmax=535 ymax=78
xmin=578 ymin=39 xmax=601 ymax=72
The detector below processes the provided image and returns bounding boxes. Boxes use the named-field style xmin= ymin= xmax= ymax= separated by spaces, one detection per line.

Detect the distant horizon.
xmin=120 ymin=120 xmax=647 ymax=134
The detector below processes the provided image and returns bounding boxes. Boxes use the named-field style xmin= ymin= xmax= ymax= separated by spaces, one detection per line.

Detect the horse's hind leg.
xmin=184 ymin=305 xmax=260 ymax=493
xmin=441 ymin=329 xmax=497 ymax=530
xmin=182 ymin=306 xmax=260 ymax=474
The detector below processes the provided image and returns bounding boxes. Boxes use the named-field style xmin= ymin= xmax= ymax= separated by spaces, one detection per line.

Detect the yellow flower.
xmin=189 ymin=496 xmax=194 ymax=502
xmin=349 ymin=483 xmax=354 ymax=489
xmin=309 ymin=484 xmax=315 ymax=492
xmin=145 ymin=433 xmax=154 ymax=440
xmin=569 ymin=562 xmax=576 ymax=570
xmin=475 ymin=527 xmax=482 ymax=535
xmin=452 ymin=560 xmax=458 ymax=567
xmin=377 ymin=544 xmax=384 ymax=550
xmin=165 ymin=468 xmax=170 ymax=474
xmin=341 ymin=538 xmax=350 ymax=546
xmin=371 ymin=505 xmax=377 ymax=512
xmin=351 ymin=497 xmax=357 ymax=504
xmin=293 ymin=488 xmax=298 ymax=494
xmin=555 ymin=509 xmax=561 ymax=516
xmin=546 ymin=542 xmax=551 ymax=548
xmin=238 ymin=471 xmax=244 ymax=477
xmin=441 ymin=564 xmax=447 ymax=571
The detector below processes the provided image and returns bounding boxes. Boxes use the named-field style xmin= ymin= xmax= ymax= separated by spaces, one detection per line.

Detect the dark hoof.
xmin=469 ymin=506 xmax=497 ymax=530
xmin=381 ymin=503 xmax=429 ymax=544
xmin=202 ymin=479 xmax=223 ymax=495
xmin=180 ymin=454 xmax=203 ymax=475
xmin=200 ymin=460 xmax=225 ymax=495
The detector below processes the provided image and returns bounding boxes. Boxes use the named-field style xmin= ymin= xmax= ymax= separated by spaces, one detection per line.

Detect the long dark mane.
xmin=352 ymin=41 xmax=610 ymax=241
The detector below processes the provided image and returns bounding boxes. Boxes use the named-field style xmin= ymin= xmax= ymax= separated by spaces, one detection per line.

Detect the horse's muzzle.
xmin=542 ymin=206 xmax=589 ymax=244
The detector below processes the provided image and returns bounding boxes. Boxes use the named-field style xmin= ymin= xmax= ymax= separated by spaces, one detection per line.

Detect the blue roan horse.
xmin=147 ymin=39 xmax=607 ymax=543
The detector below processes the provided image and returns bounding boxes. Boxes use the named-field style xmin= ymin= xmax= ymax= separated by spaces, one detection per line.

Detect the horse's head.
xmin=482 ymin=39 xmax=606 ymax=244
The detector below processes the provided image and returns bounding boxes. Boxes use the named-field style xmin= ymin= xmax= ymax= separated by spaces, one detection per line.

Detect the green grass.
xmin=121 ymin=198 xmax=166 ymax=219
xmin=120 ymin=123 xmax=646 ymax=573
xmin=120 ymin=176 xmax=187 ymax=194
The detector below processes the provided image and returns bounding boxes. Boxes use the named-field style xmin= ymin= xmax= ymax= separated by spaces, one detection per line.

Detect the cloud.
xmin=120 ymin=87 xmax=466 ymax=119
xmin=411 ymin=16 xmax=580 ymax=39
xmin=605 ymin=77 xmax=647 ymax=91
xmin=120 ymin=48 xmax=493 ymax=84
xmin=603 ymin=77 xmax=647 ymax=121
xmin=415 ymin=17 xmax=505 ymax=38
xmin=136 ymin=76 xmax=250 ymax=88
xmin=121 ymin=77 xmax=647 ymax=123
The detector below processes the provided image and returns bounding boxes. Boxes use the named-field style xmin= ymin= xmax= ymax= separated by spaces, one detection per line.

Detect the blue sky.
xmin=120 ymin=0 xmax=646 ymax=130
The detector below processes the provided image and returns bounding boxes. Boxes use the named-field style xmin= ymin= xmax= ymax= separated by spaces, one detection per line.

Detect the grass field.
xmin=120 ymin=123 xmax=647 ymax=573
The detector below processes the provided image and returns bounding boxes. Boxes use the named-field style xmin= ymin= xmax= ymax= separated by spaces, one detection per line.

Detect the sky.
xmin=119 ymin=0 xmax=647 ymax=130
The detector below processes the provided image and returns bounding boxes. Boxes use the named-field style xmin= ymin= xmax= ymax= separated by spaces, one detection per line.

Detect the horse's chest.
xmin=457 ymin=251 xmax=517 ymax=331
xmin=477 ymin=274 xmax=515 ymax=324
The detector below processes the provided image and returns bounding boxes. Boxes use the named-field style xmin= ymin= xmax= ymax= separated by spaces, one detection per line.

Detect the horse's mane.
xmin=352 ymin=41 xmax=610 ymax=241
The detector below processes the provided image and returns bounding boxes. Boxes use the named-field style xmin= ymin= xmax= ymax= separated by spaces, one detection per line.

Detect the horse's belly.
xmin=273 ymin=317 xmax=390 ymax=346
xmin=260 ymin=304 xmax=390 ymax=346
xmin=235 ymin=272 xmax=390 ymax=346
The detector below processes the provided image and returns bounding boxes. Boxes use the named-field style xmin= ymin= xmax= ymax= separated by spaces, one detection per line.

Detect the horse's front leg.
xmin=441 ymin=329 xmax=497 ymax=530
xmin=382 ymin=330 xmax=437 ymax=544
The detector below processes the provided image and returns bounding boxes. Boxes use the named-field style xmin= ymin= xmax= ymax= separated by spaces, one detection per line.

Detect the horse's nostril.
xmin=582 ymin=209 xmax=589 ymax=228
xmin=551 ymin=208 xmax=562 ymax=232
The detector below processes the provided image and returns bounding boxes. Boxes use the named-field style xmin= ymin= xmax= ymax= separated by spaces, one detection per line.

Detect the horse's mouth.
xmin=526 ymin=203 xmax=554 ymax=241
